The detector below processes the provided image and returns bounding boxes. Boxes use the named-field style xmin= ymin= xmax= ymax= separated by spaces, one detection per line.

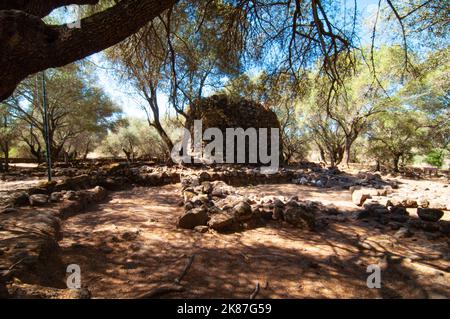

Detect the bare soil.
xmin=50 ymin=182 xmax=449 ymax=299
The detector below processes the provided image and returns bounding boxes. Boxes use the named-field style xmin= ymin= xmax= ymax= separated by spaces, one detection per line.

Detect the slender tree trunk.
xmin=375 ymin=159 xmax=381 ymax=172
xmin=83 ymin=142 xmax=91 ymax=160
xmin=123 ymin=148 xmax=132 ymax=163
xmin=393 ymin=154 xmax=401 ymax=172
xmin=4 ymin=141 xmax=9 ymax=172
xmin=153 ymin=121 xmax=174 ymax=155
xmin=343 ymin=138 xmax=353 ymax=167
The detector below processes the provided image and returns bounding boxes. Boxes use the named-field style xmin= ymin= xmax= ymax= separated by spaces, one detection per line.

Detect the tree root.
xmin=175 ymin=254 xmax=195 ymax=284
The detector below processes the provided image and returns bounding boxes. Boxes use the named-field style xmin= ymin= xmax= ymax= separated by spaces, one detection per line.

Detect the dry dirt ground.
xmin=38 ymin=179 xmax=449 ymax=299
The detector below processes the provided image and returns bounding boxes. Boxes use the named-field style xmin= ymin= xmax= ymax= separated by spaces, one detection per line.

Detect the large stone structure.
xmin=185 ymin=95 xmax=284 ymax=165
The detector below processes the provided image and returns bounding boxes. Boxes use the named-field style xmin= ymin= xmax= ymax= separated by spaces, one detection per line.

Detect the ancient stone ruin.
xmin=185 ymin=95 xmax=284 ymax=164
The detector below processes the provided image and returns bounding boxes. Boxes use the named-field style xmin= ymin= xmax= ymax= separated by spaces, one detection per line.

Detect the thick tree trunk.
xmin=0 ymin=0 xmax=178 ymax=101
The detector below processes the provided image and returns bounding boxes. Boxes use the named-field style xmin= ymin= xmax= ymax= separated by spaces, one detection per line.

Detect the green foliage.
xmin=6 ymin=64 xmax=122 ymax=161
xmin=425 ymin=149 xmax=447 ymax=168
xmin=100 ymin=118 xmax=171 ymax=162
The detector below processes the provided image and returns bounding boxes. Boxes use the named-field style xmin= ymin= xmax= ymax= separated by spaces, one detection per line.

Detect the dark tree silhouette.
xmin=0 ymin=0 xmax=178 ymax=101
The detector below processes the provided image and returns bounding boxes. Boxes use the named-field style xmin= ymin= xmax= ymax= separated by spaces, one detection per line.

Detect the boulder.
xmin=352 ymin=190 xmax=371 ymax=206
xmin=208 ymin=211 xmax=235 ymax=231
xmin=388 ymin=206 xmax=409 ymax=223
xmin=401 ymin=198 xmax=418 ymax=208
xmin=50 ymin=192 xmax=63 ymax=203
xmin=29 ymin=194 xmax=49 ymax=206
xmin=283 ymin=205 xmax=315 ymax=229
xmin=201 ymin=182 xmax=213 ymax=194
xmin=12 ymin=192 xmax=29 ymax=206
xmin=417 ymin=208 xmax=444 ymax=222
xmin=90 ymin=186 xmax=107 ymax=202
xmin=194 ymin=225 xmax=209 ymax=233
xmin=272 ymin=206 xmax=283 ymax=220
xmin=233 ymin=201 xmax=252 ymax=221
xmin=64 ymin=191 xmax=77 ymax=200
xmin=177 ymin=208 xmax=208 ymax=229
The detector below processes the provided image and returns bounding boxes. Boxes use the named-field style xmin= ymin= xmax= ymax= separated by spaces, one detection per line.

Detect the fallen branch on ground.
xmin=175 ymin=254 xmax=195 ymax=284
xmin=136 ymin=283 xmax=184 ymax=299
xmin=250 ymin=282 xmax=260 ymax=299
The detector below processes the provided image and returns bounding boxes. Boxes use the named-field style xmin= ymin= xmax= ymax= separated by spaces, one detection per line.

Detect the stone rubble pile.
xmin=177 ymin=173 xmax=341 ymax=233
xmin=351 ymin=186 xmax=449 ymax=236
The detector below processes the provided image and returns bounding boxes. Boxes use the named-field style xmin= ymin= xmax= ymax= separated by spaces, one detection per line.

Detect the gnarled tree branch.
xmin=0 ymin=0 xmax=178 ymax=101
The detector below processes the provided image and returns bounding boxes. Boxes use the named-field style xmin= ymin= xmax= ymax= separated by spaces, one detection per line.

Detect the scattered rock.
xmin=91 ymin=186 xmax=107 ymax=201
xmin=50 ymin=192 xmax=63 ymax=203
xmin=208 ymin=211 xmax=235 ymax=231
xmin=64 ymin=191 xmax=77 ymax=201
xmin=29 ymin=194 xmax=49 ymax=206
xmin=12 ymin=192 xmax=30 ymax=206
xmin=283 ymin=206 xmax=315 ymax=229
xmin=194 ymin=225 xmax=209 ymax=233
xmin=177 ymin=208 xmax=208 ymax=229
xmin=417 ymin=208 xmax=444 ymax=222
xmin=352 ymin=190 xmax=371 ymax=206
xmin=233 ymin=201 xmax=253 ymax=221
xmin=272 ymin=206 xmax=283 ymax=220
xmin=121 ymin=231 xmax=139 ymax=241
xmin=388 ymin=206 xmax=409 ymax=223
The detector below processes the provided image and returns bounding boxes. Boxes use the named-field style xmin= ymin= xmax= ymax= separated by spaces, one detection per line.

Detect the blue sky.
xmin=55 ymin=0 xmax=383 ymax=119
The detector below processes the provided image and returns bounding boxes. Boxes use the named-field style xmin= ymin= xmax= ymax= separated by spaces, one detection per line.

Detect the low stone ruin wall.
xmin=351 ymin=186 xmax=450 ymax=236
xmin=177 ymin=173 xmax=346 ymax=233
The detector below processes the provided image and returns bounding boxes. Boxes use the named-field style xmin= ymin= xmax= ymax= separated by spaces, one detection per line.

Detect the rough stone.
xmin=417 ymin=208 xmax=444 ymax=222
xmin=194 ymin=225 xmax=209 ymax=233
xmin=177 ymin=208 xmax=208 ymax=229
xmin=283 ymin=206 xmax=315 ymax=229
xmin=12 ymin=192 xmax=30 ymax=206
xmin=388 ymin=206 xmax=410 ymax=223
xmin=29 ymin=194 xmax=49 ymax=206
xmin=233 ymin=201 xmax=253 ymax=221
xmin=50 ymin=192 xmax=63 ymax=203
xmin=352 ymin=190 xmax=371 ymax=206
xmin=208 ymin=211 xmax=235 ymax=231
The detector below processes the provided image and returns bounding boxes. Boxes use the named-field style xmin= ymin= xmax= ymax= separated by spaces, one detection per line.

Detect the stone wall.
xmin=185 ymin=95 xmax=284 ymax=164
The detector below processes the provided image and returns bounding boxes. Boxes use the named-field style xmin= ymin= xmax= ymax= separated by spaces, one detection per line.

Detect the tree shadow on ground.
xmin=15 ymin=184 xmax=449 ymax=299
